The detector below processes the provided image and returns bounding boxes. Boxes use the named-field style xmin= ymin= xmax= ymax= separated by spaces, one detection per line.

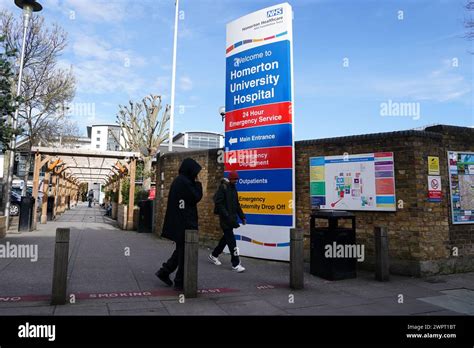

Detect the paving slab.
xmin=440 ymin=288 xmax=474 ymax=302
xmin=419 ymin=295 xmax=474 ymax=315
xmin=110 ymin=308 xmax=170 ymax=316
xmin=284 ymin=305 xmax=346 ymax=316
xmin=415 ymin=309 xmax=467 ymax=316
xmin=218 ymin=299 xmax=287 ymax=315
xmin=0 ymin=306 xmax=54 ymax=315
xmin=349 ymin=297 xmax=448 ymax=316
xmin=107 ymin=300 xmax=164 ymax=311
xmin=0 ymin=301 xmax=51 ymax=308
xmin=54 ymin=304 xmax=109 ymax=316
xmin=162 ymin=298 xmax=227 ymax=315
xmin=213 ymin=295 xmax=261 ymax=304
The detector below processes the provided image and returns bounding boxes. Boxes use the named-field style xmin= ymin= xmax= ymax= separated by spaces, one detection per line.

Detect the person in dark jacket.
xmin=87 ymin=189 xmax=94 ymax=208
xmin=208 ymin=171 xmax=246 ymax=272
xmin=155 ymin=158 xmax=203 ymax=290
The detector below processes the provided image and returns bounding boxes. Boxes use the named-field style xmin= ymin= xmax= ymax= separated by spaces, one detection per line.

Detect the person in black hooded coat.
xmin=156 ymin=158 xmax=203 ymax=290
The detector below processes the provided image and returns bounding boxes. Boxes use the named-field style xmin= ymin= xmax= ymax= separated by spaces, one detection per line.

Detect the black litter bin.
xmin=310 ymin=210 xmax=357 ymax=280
xmin=137 ymin=200 xmax=153 ymax=233
xmin=19 ymin=196 xmax=35 ymax=232
xmin=47 ymin=196 xmax=55 ymax=221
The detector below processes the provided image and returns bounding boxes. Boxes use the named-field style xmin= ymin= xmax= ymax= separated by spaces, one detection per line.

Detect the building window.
xmin=96 ymin=145 xmax=100 ymax=149
xmin=107 ymin=128 xmax=121 ymax=152
xmin=96 ymin=137 xmax=100 ymax=141
xmin=97 ymin=130 xmax=101 ymax=135
xmin=188 ymin=135 xmax=220 ymax=149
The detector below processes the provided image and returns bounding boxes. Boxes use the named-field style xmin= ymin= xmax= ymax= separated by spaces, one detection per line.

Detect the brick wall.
xmin=117 ymin=204 xmax=139 ymax=230
xmin=117 ymin=204 xmax=127 ymax=230
xmin=0 ymin=216 xmax=6 ymax=239
xmin=424 ymin=125 xmax=474 ymax=274
xmin=154 ymin=126 xmax=474 ymax=276
xmin=155 ymin=149 xmax=223 ymax=247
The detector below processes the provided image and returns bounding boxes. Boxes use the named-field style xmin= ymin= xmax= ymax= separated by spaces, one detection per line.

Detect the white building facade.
xmin=87 ymin=125 xmax=126 ymax=152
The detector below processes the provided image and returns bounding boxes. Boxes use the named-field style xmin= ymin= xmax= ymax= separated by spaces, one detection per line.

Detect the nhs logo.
xmin=267 ymin=7 xmax=283 ymax=18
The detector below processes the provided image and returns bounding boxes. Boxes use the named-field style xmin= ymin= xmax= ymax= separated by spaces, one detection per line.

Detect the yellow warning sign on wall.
xmin=428 ymin=156 xmax=440 ymax=175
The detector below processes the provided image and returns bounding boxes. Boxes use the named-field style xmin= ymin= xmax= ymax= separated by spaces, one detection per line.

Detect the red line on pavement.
xmin=0 ymin=288 xmax=241 ymax=303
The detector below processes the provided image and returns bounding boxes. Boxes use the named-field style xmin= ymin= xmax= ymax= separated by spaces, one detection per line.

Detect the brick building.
xmin=154 ymin=125 xmax=474 ymax=277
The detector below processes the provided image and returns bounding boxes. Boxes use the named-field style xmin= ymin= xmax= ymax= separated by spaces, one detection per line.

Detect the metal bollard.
xmin=374 ymin=226 xmax=389 ymax=281
xmin=184 ymin=229 xmax=198 ymax=298
xmin=290 ymin=228 xmax=304 ymax=289
xmin=51 ymin=228 xmax=70 ymax=305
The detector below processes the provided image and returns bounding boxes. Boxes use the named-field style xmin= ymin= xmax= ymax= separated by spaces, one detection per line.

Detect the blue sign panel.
xmin=244 ymin=213 xmax=293 ymax=227
xmin=226 ymin=169 xmax=293 ymax=192
xmin=225 ymin=124 xmax=292 ymax=151
xmin=226 ymin=40 xmax=291 ymax=112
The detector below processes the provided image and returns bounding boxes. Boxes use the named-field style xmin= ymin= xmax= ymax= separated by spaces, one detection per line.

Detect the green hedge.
xmin=120 ymin=178 xmax=149 ymax=205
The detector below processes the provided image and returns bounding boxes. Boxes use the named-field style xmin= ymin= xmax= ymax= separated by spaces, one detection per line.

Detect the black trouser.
xmin=160 ymin=241 xmax=185 ymax=286
xmin=212 ymin=228 xmax=240 ymax=267
xmin=88 ymin=200 xmax=92 ymax=207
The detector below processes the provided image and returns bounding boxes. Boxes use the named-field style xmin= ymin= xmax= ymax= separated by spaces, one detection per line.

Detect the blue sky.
xmin=1 ymin=0 xmax=472 ymax=140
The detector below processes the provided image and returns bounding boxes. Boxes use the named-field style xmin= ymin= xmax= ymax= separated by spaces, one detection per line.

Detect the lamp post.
xmin=219 ymin=106 xmax=226 ymax=122
xmin=168 ymin=0 xmax=179 ymax=152
xmin=3 ymin=0 xmax=42 ymax=225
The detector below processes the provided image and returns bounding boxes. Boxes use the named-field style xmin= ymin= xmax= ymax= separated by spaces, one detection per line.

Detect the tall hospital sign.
xmin=225 ymin=3 xmax=295 ymax=261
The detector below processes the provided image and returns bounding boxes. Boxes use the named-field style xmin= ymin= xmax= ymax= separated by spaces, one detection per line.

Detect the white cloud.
xmin=150 ymin=76 xmax=171 ymax=99
xmin=74 ymin=59 xmax=145 ymax=95
xmin=178 ymin=26 xmax=194 ymax=40
xmin=73 ymin=35 xmax=146 ymax=67
xmin=42 ymin=0 xmax=61 ymax=8
xmin=64 ymin=0 xmax=127 ymax=23
xmin=372 ymin=60 xmax=471 ymax=103
xmin=179 ymin=76 xmax=193 ymax=91
xmin=69 ymin=34 xmax=147 ymax=95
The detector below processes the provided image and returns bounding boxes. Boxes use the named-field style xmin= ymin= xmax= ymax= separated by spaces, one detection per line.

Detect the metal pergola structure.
xmin=30 ymin=146 xmax=141 ymax=230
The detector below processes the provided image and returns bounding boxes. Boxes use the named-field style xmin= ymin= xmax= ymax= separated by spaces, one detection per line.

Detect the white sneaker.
xmin=208 ymin=254 xmax=222 ymax=266
xmin=232 ymin=264 xmax=245 ymax=273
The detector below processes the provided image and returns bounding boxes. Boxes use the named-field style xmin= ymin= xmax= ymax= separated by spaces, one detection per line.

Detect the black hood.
xmin=179 ymin=158 xmax=202 ymax=180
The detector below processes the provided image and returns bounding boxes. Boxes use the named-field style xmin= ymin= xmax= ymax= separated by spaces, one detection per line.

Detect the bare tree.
xmin=57 ymin=120 xmax=81 ymax=148
xmin=0 ymin=11 xmax=76 ymax=193
xmin=115 ymin=94 xmax=170 ymax=191
xmin=37 ymin=118 xmax=81 ymax=148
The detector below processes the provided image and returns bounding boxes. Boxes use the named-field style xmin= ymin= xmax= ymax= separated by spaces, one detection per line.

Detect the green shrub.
xmin=135 ymin=188 xmax=149 ymax=202
xmin=120 ymin=179 xmax=148 ymax=206
xmin=121 ymin=178 xmax=130 ymax=205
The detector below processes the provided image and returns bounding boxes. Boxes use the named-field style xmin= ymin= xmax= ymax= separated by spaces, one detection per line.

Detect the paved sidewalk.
xmin=0 ymin=204 xmax=473 ymax=316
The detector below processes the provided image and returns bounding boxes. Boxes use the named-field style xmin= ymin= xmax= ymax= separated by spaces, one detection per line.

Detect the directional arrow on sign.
xmin=229 ymin=137 xmax=238 ymax=145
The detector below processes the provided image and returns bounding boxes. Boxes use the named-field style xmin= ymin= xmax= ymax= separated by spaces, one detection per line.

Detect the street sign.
xmin=225 ymin=3 xmax=294 ymax=261
xmin=428 ymin=175 xmax=442 ymax=202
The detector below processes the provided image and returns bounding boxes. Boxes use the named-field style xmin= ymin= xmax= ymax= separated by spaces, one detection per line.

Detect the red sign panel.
xmin=148 ymin=187 xmax=156 ymax=200
xmin=225 ymin=102 xmax=292 ymax=132
xmin=225 ymin=146 xmax=293 ymax=171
